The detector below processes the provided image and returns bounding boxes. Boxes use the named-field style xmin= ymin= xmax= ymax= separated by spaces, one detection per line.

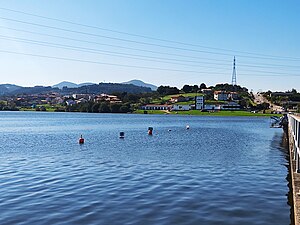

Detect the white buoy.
xmin=186 ymin=125 xmax=190 ymax=130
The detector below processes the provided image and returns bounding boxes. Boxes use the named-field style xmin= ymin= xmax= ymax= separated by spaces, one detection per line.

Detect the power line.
xmin=0 ymin=6 xmax=299 ymax=61
xmin=1 ymin=35 xmax=299 ymax=75
xmin=0 ymin=35 xmax=298 ymax=74
xmin=0 ymin=26 xmax=232 ymax=64
xmin=2 ymin=26 xmax=299 ymax=70
xmin=0 ymin=49 xmax=227 ymax=75
xmin=1 ymin=16 xmax=300 ymax=62
xmin=0 ymin=35 xmax=232 ymax=70
xmin=0 ymin=49 xmax=299 ymax=77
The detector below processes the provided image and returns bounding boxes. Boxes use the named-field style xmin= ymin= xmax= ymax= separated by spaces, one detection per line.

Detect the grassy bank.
xmin=19 ymin=104 xmax=60 ymax=112
xmin=134 ymin=110 xmax=279 ymax=117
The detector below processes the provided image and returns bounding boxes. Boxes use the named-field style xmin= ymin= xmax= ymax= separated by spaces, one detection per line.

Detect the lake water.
xmin=0 ymin=111 xmax=291 ymax=225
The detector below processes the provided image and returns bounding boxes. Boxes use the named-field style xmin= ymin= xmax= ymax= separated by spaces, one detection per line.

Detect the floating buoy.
xmin=148 ymin=127 xmax=153 ymax=135
xmin=79 ymin=135 xmax=84 ymax=144
xmin=168 ymin=129 xmax=172 ymax=132
xmin=186 ymin=125 xmax=190 ymax=130
xmin=119 ymin=132 xmax=125 ymax=138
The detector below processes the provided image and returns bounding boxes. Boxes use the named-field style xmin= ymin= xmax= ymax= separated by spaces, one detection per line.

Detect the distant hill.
xmin=52 ymin=81 xmax=95 ymax=89
xmin=122 ymin=79 xmax=157 ymax=91
xmin=61 ymin=83 xmax=152 ymax=95
xmin=0 ymin=84 xmax=22 ymax=95
xmin=0 ymin=81 xmax=153 ymax=96
xmin=9 ymin=86 xmax=60 ymax=95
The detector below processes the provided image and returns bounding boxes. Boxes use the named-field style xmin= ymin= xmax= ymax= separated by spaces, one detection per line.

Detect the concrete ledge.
xmin=289 ymin=127 xmax=299 ymax=225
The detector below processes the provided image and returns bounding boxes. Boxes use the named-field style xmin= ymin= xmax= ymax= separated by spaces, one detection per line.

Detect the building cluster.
xmin=5 ymin=93 xmax=64 ymax=108
xmin=65 ymin=93 xmax=121 ymax=106
xmin=2 ymin=92 xmax=121 ymax=108
xmin=141 ymin=90 xmax=241 ymax=112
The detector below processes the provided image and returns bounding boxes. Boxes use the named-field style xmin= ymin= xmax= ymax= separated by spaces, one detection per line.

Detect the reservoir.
xmin=0 ymin=111 xmax=290 ymax=225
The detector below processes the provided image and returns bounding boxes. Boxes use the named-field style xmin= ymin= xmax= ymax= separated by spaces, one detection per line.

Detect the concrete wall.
xmin=288 ymin=114 xmax=300 ymax=225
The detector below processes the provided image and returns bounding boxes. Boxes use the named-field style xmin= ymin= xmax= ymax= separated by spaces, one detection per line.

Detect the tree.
xmin=99 ymin=102 xmax=110 ymax=113
xmin=256 ymin=102 xmax=270 ymax=110
xmin=123 ymin=94 xmax=139 ymax=103
xmin=192 ymin=85 xmax=199 ymax=93
xmin=120 ymin=104 xmax=130 ymax=113
xmin=139 ymin=97 xmax=150 ymax=105
xmin=110 ymin=103 xmax=121 ymax=113
xmin=182 ymin=85 xmax=193 ymax=93
xmin=92 ymin=103 xmax=100 ymax=113
xmin=157 ymin=86 xmax=179 ymax=95
xmin=0 ymin=101 xmax=6 ymax=110
xmin=200 ymin=83 xmax=207 ymax=90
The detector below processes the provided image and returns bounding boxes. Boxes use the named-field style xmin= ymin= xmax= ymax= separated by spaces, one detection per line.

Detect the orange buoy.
xmin=79 ymin=135 xmax=84 ymax=144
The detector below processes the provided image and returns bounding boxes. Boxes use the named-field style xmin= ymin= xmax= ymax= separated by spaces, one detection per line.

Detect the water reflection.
xmin=270 ymin=129 xmax=293 ymax=225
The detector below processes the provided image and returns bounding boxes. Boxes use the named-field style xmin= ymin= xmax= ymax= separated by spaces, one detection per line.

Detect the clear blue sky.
xmin=0 ymin=0 xmax=299 ymax=91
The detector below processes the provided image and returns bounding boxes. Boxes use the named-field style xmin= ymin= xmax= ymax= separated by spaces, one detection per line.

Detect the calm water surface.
xmin=0 ymin=112 xmax=290 ymax=225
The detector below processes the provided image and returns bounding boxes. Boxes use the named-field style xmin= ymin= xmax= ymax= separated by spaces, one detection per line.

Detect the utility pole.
xmin=231 ymin=56 xmax=237 ymax=86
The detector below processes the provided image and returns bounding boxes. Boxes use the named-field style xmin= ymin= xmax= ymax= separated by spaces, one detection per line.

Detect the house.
xmin=76 ymin=98 xmax=88 ymax=104
xmin=228 ymin=92 xmax=239 ymax=100
xmin=201 ymin=89 xmax=213 ymax=94
xmin=65 ymin=99 xmax=76 ymax=106
xmin=214 ymin=91 xmax=228 ymax=101
xmin=195 ymin=96 xmax=204 ymax=110
xmin=214 ymin=91 xmax=239 ymax=101
xmin=170 ymin=95 xmax=189 ymax=103
xmin=141 ymin=104 xmax=172 ymax=110
xmin=95 ymin=94 xmax=121 ymax=103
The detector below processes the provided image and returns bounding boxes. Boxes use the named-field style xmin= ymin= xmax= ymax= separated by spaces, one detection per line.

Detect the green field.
xmin=20 ymin=104 xmax=62 ymax=112
xmin=173 ymin=101 xmax=195 ymax=105
xmin=162 ymin=93 xmax=203 ymax=101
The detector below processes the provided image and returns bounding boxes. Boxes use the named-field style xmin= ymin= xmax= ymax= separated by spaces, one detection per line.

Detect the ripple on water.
xmin=0 ymin=112 xmax=291 ymax=225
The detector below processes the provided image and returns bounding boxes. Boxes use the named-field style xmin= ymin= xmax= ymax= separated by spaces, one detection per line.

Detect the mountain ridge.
xmin=0 ymin=81 xmax=153 ymax=96
xmin=122 ymin=79 xmax=157 ymax=91
xmin=52 ymin=81 xmax=96 ymax=89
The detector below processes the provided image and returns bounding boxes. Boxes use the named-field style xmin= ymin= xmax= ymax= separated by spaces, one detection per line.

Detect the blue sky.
xmin=0 ymin=0 xmax=299 ymax=91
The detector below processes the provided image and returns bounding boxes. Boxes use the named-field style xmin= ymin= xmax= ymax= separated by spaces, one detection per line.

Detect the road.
xmin=253 ymin=93 xmax=283 ymax=112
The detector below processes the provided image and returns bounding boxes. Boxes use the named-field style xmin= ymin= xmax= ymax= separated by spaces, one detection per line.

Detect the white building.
xmin=195 ymin=96 xmax=204 ymax=110
xmin=141 ymin=104 xmax=171 ymax=110
xmin=214 ymin=91 xmax=228 ymax=101
xmin=172 ymin=104 xmax=191 ymax=111
xmin=204 ymin=104 xmax=221 ymax=111
xmin=214 ymin=91 xmax=239 ymax=101
xmin=228 ymin=92 xmax=239 ymax=100
xmin=204 ymin=102 xmax=241 ymax=111
xmin=221 ymin=102 xmax=241 ymax=110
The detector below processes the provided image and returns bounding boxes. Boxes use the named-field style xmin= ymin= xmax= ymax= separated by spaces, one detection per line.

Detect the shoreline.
xmin=1 ymin=109 xmax=280 ymax=117
xmin=133 ymin=109 xmax=280 ymax=117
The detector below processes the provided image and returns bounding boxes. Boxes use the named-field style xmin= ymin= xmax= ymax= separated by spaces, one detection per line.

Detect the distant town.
xmin=0 ymin=80 xmax=299 ymax=115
